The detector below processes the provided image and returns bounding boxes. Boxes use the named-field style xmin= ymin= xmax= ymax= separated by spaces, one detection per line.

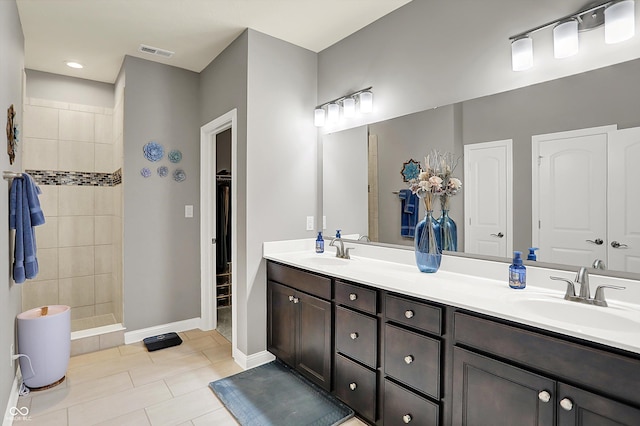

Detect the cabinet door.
xmin=557 ymin=383 xmax=640 ymax=426
xmin=452 ymin=347 xmax=555 ymax=426
xmin=297 ymin=292 xmax=332 ymax=391
xmin=267 ymin=281 xmax=296 ymax=366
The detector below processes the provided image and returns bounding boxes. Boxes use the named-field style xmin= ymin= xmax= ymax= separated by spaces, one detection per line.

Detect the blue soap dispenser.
xmin=509 ymin=251 xmax=526 ymax=289
xmin=527 ymin=247 xmax=538 ymax=261
xmin=335 ymin=229 xmax=341 ymax=239
xmin=316 ymin=232 xmax=324 ymax=254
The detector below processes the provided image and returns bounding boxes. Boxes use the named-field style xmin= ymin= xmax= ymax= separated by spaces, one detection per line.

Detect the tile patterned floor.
xmin=14 ymin=329 xmax=366 ymax=426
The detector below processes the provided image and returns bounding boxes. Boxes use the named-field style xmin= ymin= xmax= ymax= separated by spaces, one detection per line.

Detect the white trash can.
xmin=17 ymin=305 xmax=71 ymax=389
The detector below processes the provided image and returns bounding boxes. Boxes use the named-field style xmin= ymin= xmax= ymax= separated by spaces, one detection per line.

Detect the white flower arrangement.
xmin=408 ymin=150 xmax=462 ymax=211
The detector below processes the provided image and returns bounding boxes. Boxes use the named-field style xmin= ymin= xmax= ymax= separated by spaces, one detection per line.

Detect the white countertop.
xmin=264 ymin=238 xmax=640 ymax=355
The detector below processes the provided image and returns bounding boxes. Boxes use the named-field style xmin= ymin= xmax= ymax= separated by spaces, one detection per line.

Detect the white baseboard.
xmin=232 ymin=348 xmax=275 ymax=370
xmin=3 ymin=367 xmax=24 ymax=426
xmin=124 ymin=317 xmax=201 ymax=344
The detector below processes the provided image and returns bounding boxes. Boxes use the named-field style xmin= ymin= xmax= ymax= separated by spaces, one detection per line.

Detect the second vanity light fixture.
xmin=314 ymin=87 xmax=373 ymax=127
xmin=510 ymin=0 xmax=635 ymax=71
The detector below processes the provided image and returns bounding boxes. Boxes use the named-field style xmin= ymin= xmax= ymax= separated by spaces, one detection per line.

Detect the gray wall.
xmin=122 ymin=56 xmax=201 ymax=331
xmin=25 ymin=69 xmax=114 ymax=108
xmin=245 ymin=29 xmax=318 ymax=354
xmin=0 ymin=0 xmax=24 ymax=413
xmin=462 ymin=58 xmax=640 ymax=252
xmin=370 ymin=104 xmax=464 ymax=246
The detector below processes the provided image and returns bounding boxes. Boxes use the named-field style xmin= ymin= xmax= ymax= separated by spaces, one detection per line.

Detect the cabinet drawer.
xmin=335 ymin=280 xmax=377 ymax=314
xmin=335 ymin=354 xmax=377 ymax=423
xmin=454 ymin=312 xmax=640 ymax=408
xmin=385 ymin=294 xmax=442 ymax=335
xmin=384 ymin=324 xmax=440 ymax=399
xmin=336 ymin=306 xmax=378 ymax=368
xmin=267 ymin=261 xmax=331 ymax=300
xmin=384 ymin=379 xmax=439 ymax=426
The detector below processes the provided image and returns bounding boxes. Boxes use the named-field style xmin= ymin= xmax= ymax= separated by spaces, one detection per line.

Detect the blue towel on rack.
xmin=399 ymin=189 xmax=418 ymax=238
xmin=9 ymin=174 xmax=45 ymax=283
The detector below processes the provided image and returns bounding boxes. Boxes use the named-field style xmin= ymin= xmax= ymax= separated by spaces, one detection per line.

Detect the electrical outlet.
xmin=306 ymin=216 xmax=314 ymax=231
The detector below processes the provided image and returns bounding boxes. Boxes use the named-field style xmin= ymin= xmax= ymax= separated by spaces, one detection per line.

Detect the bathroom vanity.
xmin=264 ymin=239 xmax=640 ymax=425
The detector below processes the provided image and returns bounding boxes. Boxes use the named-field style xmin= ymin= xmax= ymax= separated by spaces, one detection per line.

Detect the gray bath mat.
xmin=209 ymin=360 xmax=354 ymax=426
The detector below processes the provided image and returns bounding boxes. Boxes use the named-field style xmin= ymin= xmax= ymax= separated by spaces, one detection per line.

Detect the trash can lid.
xmin=17 ymin=305 xmax=70 ymax=320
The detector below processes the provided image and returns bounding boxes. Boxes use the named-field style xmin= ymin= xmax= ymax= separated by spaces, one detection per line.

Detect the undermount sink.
xmin=510 ymin=296 xmax=640 ymax=332
xmin=302 ymin=255 xmax=351 ymax=266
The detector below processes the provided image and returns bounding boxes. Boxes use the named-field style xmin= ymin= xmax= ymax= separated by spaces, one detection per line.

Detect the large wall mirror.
xmin=322 ymin=57 xmax=640 ymax=277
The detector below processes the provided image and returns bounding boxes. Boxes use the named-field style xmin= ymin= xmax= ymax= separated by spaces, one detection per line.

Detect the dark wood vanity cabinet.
xmin=267 ymin=262 xmax=332 ymax=391
xmin=452 ymin=312 xmax=640 ymax=426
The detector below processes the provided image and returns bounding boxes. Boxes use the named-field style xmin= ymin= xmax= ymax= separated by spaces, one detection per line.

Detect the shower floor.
xmin=71 ymin=313 xmax=117 ymax=332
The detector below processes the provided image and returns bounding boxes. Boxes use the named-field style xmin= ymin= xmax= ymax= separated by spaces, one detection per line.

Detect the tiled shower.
xmin=21 ymin=91 xmax=124 ymax=335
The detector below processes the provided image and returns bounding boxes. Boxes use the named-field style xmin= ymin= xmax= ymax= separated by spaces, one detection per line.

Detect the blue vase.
xmin=439 ymin=209 xmax=458 ymax=252
xmin=414 ymin=211 xmax=442 ymax=273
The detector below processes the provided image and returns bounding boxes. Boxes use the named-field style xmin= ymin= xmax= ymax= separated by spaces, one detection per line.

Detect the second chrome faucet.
xmin=550 ymin=267 xmax=625 ymax=307
xmin=329 ymin=238 xmax=354 ymax=259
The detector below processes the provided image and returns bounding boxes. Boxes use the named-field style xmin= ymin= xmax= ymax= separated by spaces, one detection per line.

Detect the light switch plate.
xmin=185 ymin=205 xmax=193 ymax=218
xmin=306 ymin=216 xmax=314 ymax=231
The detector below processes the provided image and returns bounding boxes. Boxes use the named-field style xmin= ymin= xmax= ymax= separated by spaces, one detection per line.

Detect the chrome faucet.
xmin=592 ymin=259 xmax=606 ymax=270
xmin=550 ymin=266 xmax=625 ymax=307
xmin=329 ymin=238 xmax=354 ymax=259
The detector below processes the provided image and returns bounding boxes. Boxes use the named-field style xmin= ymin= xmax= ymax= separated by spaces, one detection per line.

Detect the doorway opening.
xmin=215 ymin=128 xmax=232 ymax=341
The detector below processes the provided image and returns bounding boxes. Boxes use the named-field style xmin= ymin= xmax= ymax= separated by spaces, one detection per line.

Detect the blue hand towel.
xmin=399 ymin=189 xmax=418 ymax=238
xmin=9 ymin=174 xmax=45 ymax=283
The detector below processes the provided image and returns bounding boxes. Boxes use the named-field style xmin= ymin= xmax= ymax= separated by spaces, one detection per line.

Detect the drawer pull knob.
xmin=349 ymin=382 xmax=357 ymax=391
xmin=292 ymin=297 xmax=299 ymax=304
xmin=404 ymin=355 xmax=414 ymax=364
xmin=402 ymin=414 xmax=412 ymax=424
xmin=559 ymin=398 xmax=573 ymax=411
xmin=349 ymin=293 xmax=358 ymax=301
xmin=350 ymin=332 xmax=359 ymax=340
xmin=404 ymin=310 xmax=414 ymax=319
xmin=288 ymin=295 xmax=294 ymax=302
xmin=538 ymin=390 xmax=551 ymax=403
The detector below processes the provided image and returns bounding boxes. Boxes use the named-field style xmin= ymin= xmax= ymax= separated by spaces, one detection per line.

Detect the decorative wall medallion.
xmin=173 ymin=169 xmax=186 ymax=182
xmin=168 ymin=149 xmax=182 ymax=163
xmin=157 ymin=166 xmax=168 ymax=177
xmin=140 ymin=167 xmax=151 ymax=178
xmin=6 ymin=104 xmax=17 ymax=165
xmin=143 ymin=141 xmax=164 ymax=162
xmin=401 ymin=158 xmax=421 ymax=182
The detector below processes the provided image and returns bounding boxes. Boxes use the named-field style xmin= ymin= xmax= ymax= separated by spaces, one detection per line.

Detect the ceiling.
xmin=16 ymin=0 xmax=412 ymax=84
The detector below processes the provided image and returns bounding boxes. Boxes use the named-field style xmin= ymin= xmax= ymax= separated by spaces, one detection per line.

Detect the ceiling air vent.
xmin=138 ymin=44 xmax=174 ymax=58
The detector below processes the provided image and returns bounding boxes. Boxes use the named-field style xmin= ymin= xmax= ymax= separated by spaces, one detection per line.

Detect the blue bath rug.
xmin=209 ymin=360 xmax=354 ymax=426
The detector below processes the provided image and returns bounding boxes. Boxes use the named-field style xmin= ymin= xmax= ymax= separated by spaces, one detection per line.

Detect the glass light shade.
xmin=314 ymin=108 xmax=325 ymax=127
xmin=359 ymin=91 xmax=373 ymax=113
xmin=343 ymin=97 xmax=356 ymax=117
xmin=553 ymin=20 xmax=579 ymax=58
xmin=605 ymin=0 xmax=635 ymax=44
xmin=511 ymin=37 xmax=533 ymax=71
xmin=327 ymin=103 xmax=340 ymax=123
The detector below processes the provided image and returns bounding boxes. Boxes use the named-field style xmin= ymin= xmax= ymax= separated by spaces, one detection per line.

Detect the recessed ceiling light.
xmin=65 ymin=61 xmax=84 ymax=69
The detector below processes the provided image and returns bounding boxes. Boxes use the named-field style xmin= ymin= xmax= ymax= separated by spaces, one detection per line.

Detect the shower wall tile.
xmin=70 ymin=336 xmax=100 ymax=357
xmin=95 ymin=143 xmax=114 ymax=173
xmin=58 ymin=140 xmax=95 ymax=172
xmin=58 ymin=216 xmax=95 ymax=247
xmin=95 ymin=274 xmax=113 ymax=304
xmin=95 ymin=216 xmax=113 ymax=245
xmin=33 ymin=248 xmax=59 ymax=282
xmin=70 ymin=305 xmax=95 ymax=321
xmin=60 ymin=276 xmax=95 ymax=307
xmin=95 ymin=302 xmax=114 ymax=317
xmin=59 ymin=246 xmax=94 ymax=278
xmin=95 ymin=114 xmax=114 ymax=144
xmin=22 ymin=280 xmax=59 ymax=311
xmin=24 ymin=105 xmax=58 ymax=139
xmin=38 ymin=186 xmax=59 ymax=217
xmin=59 ymin=110 xmax=94 ymax=142
xmin=95 ymin=245 xmax=112 ymax=274
xmin=99 ymin=330 xmax=124 ymax=350
xmin=95 ymin=187 xmax=114 ymax=215
xmin=22 ymin=137 xmax=58 ymax=170
xmin=59 ymin=186 xmax=94 ymax=216
xmin=36 ymin=217 xmax=58 ymax=249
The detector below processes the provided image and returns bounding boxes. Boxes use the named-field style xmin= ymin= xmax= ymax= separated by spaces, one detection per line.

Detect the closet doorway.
xmin=200 ymin=109 xmax=237 ymax=351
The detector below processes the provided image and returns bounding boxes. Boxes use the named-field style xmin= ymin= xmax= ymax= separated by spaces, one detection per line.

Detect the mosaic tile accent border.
xmin=26 ymin=168 xmax=123 ymax=187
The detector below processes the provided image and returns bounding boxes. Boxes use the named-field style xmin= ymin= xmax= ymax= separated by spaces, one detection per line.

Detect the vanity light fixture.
xmin=313 ymin=87 xmax=373 ymax=127
xmin=65 ymin=61 xmax=84 ymax=69
xmin=509 ymin=0 xmax=635 ymax=71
